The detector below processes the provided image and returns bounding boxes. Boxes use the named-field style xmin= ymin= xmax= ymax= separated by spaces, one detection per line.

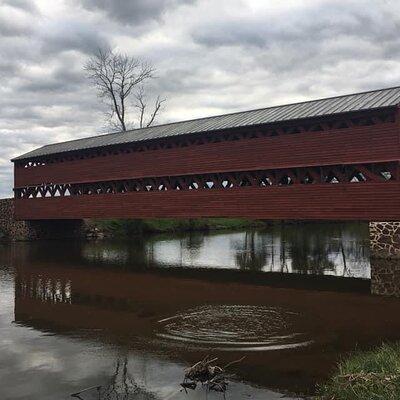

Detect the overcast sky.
xmin=1 ymin=0 xmax=400 ymax=197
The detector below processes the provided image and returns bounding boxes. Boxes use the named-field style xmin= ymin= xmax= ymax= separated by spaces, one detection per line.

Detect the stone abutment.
xmin=0 ymin=198 xmax=85 ymax=241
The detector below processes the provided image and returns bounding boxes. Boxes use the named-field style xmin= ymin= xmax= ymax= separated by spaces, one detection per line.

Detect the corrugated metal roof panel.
xmin=13 ymin=86 xmax=400 ymax=161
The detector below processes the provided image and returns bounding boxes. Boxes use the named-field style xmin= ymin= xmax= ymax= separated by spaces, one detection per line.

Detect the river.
xmin=1 ymin=222 xmax=400 ymax=399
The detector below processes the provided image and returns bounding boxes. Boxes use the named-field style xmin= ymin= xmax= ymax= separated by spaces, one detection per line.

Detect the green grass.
xmin=317 ymin=342 xmax=400 ymax=400
xmin=92 ymin=218 xmax=263 ymax=236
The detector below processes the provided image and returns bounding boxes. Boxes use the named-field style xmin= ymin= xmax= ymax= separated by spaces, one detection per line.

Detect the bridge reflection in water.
xmin=3 ymin=223 xmax=400 ymax=398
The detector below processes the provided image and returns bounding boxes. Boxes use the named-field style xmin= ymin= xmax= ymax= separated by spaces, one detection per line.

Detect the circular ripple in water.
xmin=157 ymin=305 xmax=312 ymax=351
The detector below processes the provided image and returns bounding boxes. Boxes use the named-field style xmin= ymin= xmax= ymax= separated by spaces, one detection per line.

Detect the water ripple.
xmin=157 ymin=305 xmax=312 ymax=351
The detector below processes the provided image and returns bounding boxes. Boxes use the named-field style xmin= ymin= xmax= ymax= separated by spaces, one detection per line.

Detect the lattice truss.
xmin=16 ymin=111 xmax=395 ymax=169
xmin=15 ymin=162 xmax=399 ymax=199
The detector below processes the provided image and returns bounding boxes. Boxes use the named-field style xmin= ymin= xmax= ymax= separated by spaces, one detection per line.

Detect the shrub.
xmin=93 ymin=218 xmax=262 ymax=236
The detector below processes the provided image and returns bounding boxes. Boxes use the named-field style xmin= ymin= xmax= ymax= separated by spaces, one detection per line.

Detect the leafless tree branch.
xmin=146 ymin=95 xmax=166 ymax=127
xmin=84 ymin=48 xmax=165 ymax=132
xmin=134 ymin=86 xmax=166 ymax=128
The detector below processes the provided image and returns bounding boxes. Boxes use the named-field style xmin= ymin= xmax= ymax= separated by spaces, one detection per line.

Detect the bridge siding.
xmin=15 ymin=122 xmax=399 ymax=187
xmin=15 ymin=182 xmax=400 ymax=221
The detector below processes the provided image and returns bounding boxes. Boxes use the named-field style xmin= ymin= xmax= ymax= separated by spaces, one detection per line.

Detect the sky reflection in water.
xmin=82 ymin=222 xmax=370 ymax=278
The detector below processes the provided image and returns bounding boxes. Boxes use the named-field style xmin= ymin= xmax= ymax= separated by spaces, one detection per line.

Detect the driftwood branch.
xmin=181 ymin=355 xmax=245 ymax=395
xmin=71 ymin=385 xmax=101 ymax=398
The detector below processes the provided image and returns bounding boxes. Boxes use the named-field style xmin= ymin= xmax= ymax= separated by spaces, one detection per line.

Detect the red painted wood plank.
xmin=14 ymin=182 xmax=400 ymax=221
xmin=15 ymin=123 xmax=400 ymax=187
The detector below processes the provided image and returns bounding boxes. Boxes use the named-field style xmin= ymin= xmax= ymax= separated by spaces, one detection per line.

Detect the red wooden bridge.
xmin=12 ymin=87 xmax=400 ymax=221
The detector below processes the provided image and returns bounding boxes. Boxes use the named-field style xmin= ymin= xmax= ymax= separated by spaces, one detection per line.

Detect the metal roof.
xmin=13 ymin=86 xmax=400 ymax=161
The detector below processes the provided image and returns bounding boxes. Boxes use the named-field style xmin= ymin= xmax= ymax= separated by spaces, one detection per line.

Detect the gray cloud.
xmin=77 ymin=0 xmax=196 ymax=25
xmin=0 ymin=16 xmax=32 ymax=37
xmin=0 ymin=3 xmax=35 ymax=37
xmin=39 ymin=20 xmax=110 ymax=55
xmin=3 ymin=0 xmax=39 ymax=13
xmin=192 ymin=1 xmax=400 ymax=68
xmin=200 ymin=6 xmax=392 ymax=49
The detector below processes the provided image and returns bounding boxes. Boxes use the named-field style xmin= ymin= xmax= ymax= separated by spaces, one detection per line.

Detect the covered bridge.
xmin=12 ymin=86 xmax=400 ymax=221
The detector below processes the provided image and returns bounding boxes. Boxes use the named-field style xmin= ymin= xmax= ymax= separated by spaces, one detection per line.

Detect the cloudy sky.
xmin=1 ymin=0 xmax=400 ymax=197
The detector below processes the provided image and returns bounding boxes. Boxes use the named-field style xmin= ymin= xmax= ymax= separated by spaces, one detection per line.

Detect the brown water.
xmin=1 ymin=223 xmax=400 ymax=399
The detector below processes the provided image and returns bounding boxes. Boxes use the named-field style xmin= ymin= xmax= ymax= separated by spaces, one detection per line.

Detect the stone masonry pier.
xmin=0 ymin=198 xmax=85 ymax=241
xmin=370 ymin=222 xmax=400 ymax=259
xmin=371 ymin=259 xmax=400 ymax=297
xmin=370 ymin=222 xmax=400 ymax=297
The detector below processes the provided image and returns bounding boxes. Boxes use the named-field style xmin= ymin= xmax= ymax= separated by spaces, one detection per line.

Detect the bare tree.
xmin=85 ymin=48 xmax=165 ymax=132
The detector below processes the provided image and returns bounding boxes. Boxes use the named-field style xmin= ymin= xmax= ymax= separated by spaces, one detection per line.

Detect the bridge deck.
xmin=15 ymin=183 xmax=400 ymax=221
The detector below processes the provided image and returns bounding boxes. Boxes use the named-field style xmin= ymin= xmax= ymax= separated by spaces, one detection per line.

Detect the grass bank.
xmin=317 ymin=342 xmax=400 ymax=400
xmin=92 ymin=218 xmax=265 ymax=237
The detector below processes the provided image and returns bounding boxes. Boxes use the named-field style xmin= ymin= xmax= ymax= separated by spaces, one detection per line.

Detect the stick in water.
xmin=71 ymin=385 xmax=101 ymax=397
